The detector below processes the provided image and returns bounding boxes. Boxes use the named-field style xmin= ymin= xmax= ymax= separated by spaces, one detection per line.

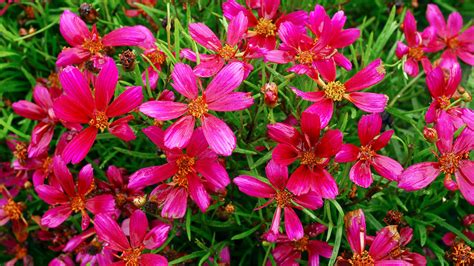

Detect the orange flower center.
xmin=408 ymin=46 xmax=424 ymax=61
xmin=89 ymin=111 xmax=109 ymax=132
xmin=439 ymin=152 xmax=462 ymax=175
xmin=293 ymin=236 xmax=309 ymax=252
xmin=172 ymin=155 xmax=196 ymax=188
xmin=121 ymin=246 xmax=144 ymax=266
xmin=82 ymin=38 xmax=104 ymax=54
xmin=144 ymin=50 xmax=166 ymax=65
xmin=295 ymin=50 xmax=314 ymax=65
xmin=324 ymin=81 xmax=346 ymax=102
xmin=447 ymin=241 xmax=474 ymax=265
xmin=438 ymin=95 xmax=451 ymax=110
xmin=3 ymin=198 xmax=23 ymax=220
xmin=218 ymin=44 xmax=237 ymax=61
xmin=15 ymin=245 xmax=28 ymax=259
xmin=359 ymin=145 xmax=375 ymax=161
xmin=255 ymin=18 xmax=277 ymax=37
xmin=188 ymin=96 xmax=208 ymax=118
xmin=447 ymin=37 xmax=459 ymax=50
xmin=13 ymin=143 xmax=28 ymax=162
xmin=70 ymin=196 xmax=86 ymax=213
xmin=349 ymin=250 xmax=375 ymax=266
xmin=274 ymin=190 xmax=294 ymax=208
xmin=300 ymin=151 xmax=323 ymax=167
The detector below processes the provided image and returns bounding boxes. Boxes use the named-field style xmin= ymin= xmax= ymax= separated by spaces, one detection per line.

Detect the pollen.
xmin=188 ymin=96 xmax=208 ymax=118
xmin=218 ymin=44 xmax=237 ymax=61
xmin=121 ymin=246 xmax=144 ymax=266
xmin=376 ymin=64 xmax=386 ymax=75
xmin=359 ymin=145 xmax=375 ymax=161
xmin=89 ymin=111 xmax=109 ymax=132
xmin=349 ymin=250 xmax=375 ymax=266
xmin=300 ymin=151 xmax=323 ymax=167
xmin=144 ymin=49 xmax=166 ymax=65
xmin=13 ymin=142 xmax=28 ymax=163
xmin=446 ymin=241 xmax=474 ymax=266
xmin=438 ymin=95 xmax=451 ymax=110
xmin=274 ymin=190 xmax=294 ymax=208
xmin=446 ymin=37 xmax=459 ymax=50
xmin=293 ymin=236 xmax=309 ymax=252
xmin=172 ymin=155 xmax=196 ymax=188
xmin=255 ymin=18 xmax=277 ymax=37
xmin=295 ymin=50 xmax=314 ymax=65
xmin=3 ymin=198 xmax=24 ymax=220
xmin=323 ymin=81 xmax=346 ymax=102
xmin=408 ymin=47 xmax=424 ymax=61
xmin=70 ymin=196 xmax=86 ymax=212
xmin=439 ymin=152 xmax=461 ymax=175
xmin=82 ymin=38 xmax=104 ymax=54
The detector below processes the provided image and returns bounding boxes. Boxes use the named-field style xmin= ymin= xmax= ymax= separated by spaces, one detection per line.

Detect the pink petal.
xmin=59 ymin=10 xmax=90 ymax=47
xmin=267 ymin=122 xmax=301 ymax=146
xmin=85 ymin=194 xmax=115 ymax=215
xmin=35 ymin=185 xmax=68 ymax=205
xmin=194 ymin=56 xmax=225 ymax=77
xmin=128 ymin=163 xmax=177 ymax=190
xmin=334 ymin=28 xmax=360 ymax=48
xmin=265 ymin=50 xmax=292 ymax=64
xmin=53 ymin=95 xmax=91 ymax=123
xmin=334 ymin=52 xmax=352 ymax=70
xmin=207 ymin=92 xmax=254 ymax=112
xmin=347 ymin=92 xmax=388 ymax=113
xmin=77 ymin=164 xmax=93 ymax=195
xmin=161 ymin=188 xmax=188 ymax=219
xmin=372 ymin=155 xmax=403 ymax=181
xmin=94 ymin=213 xmax=130 ymax=251
xmin=52 ymin=156 xmax=76 ymax=196
xmin=435 ymin=112 xmax=454 ymax=153
xmin=371 ymin=130 xmax=394 ymax=151
xmin=446 ymin=12 xmax=463 ymax=38
xmin=311 ymin=169 xmax=339 ymax=199
xmin=142 ymin=126 xmax=166 ymax=149
xmin=205 ymin=62 xmax=244 ymax=103
xmin=458 ymin=163 xmax=474 ymax=205
xmin=301 ymin=111 xmax=321 ymax=146
xmin=453 ymin=127 xmax=474 ymax=154
xmin=404 ymin=59 xmax=419 ymax=77
xmin=284 ymin=207 xmax=304 ymax=240
xmin=62 ymin=127 xmax=98 ymax=164
xmin=358 ymin=113 xmax=382 ymax=146
xmin=201 ymin=114 xmax=236 ymax=156
xmin=12 ymin=101 xmax=46 ymax=120
xmin=109 ymin=116 xmax=136 ymax=141
xmin=188 ymin=23 xmax=222 ymax=51
xmin=350 ymin=161 xmax=373 ymax=188
xmin=129 ymin=210 xmax=148 ymax=248
xmin=143 ymin=68 xmax=159 ymax=90
xmin=227 ymin=11 xmax=248 ymax=46
xmin=222 ymin=0 xmax=256 ymax=25
xmin=270 ymin=207 xmax=282 ymax=235
xmin=398 ymin=162 xmax=440 ymax=191
xmin=369 ymin=226 xmax=400 ymax=260
xmin=396 ymin=42 xmax=409 ymax=58
xmin=188 ymin=173 xmax=211 ymax=212
xmin=233 ymin=175 xmax=275 ymax=198
xmin=41 ymin=205 xmax=72 ymax=228
xmin=94 ymin=58 xmax=118 ymax=111
xmin=335 ymin=144 xmax=359 ymax=163
xmin=305 ymin=99 xmax=334 ymax=128
xmin=314 ymin=59 xmax=336 ymax=82
xmin=272 ymin=143 xmax=299 ymax=166
xmin=403 ymin=11 xmax=418 ymax=46
xmin=195 ymin=159 xmax=230 ymax=190
xmin=139 ymin=100 xmax=187 ymax=121
xmin=140 ymin=254 xmax=168 ymax=266
xmin=426 ymin=67 xmax=445 ymax=98
xmin=164 ymin=115 xmax=195 ymax=149
xmin=458 ymin=50 xmax=474 ymax=66
xmin=315 ymin=129 xmax=343 ymax=158
xmin=344 ymin=59 xmax=385 ymax=92
xmin=171 ymin=63 xmax=199 ymax=99
xmin=144 ymin=223 xmax=171 ymax=250
xmin=345 ymin=209 xmax=366 ymax=254
xmin=426 ymin=4 xmax=446 ymax=35
xmin=186 ymin=128 xmax=210 ymax=157
xmin=59 ymin=66 xmax=94 ymax=113
xmin=102 ymin=26 xmax=147 ymax=47
xmin=293 ymin=191 xmax=323 ymax=210
xmin=56 ymin=47 xmax=91 ymax=67
xmin=265 ymin=159 xmax=288 ymax=190
xmin=287 ymin=166 xmax=311 ymax=195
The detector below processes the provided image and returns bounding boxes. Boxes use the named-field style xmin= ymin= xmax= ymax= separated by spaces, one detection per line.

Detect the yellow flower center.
xmin=172 ymin=155 xmax=196 ymax=188
xmin=13 ymin=143 xmax=28 ymax=163
xmin=447 ymin=241 xmax=474 ymax=266
xmin=274 ymin=190 xmax=294 ymax=208
xmin=70 ymin=196 xmax=86 ymax=213
xmin=359 ymin=145 xmax=375 ymax=161
xmin=218 ymin=44 xmax=237 ymax=61
xmin=255 ymin=18 xmax=277 ymax=37
xmin=408 ymin=46 xmax=424 ymax=61
xmin=293 ymin=236 xmax=309 ymax=252
xmin=121 ymin=246 xmax=144 ymax=266
xmin=89 ymin=111 xmax=109 ymax=132
xmin=82 ymin=38 xmax=104 ymax=54
xmin=188 ymin=96 xmax=208 ymax=118
xmin=300 ymin=151 xmax=323 ymax=168
xmin=144 ymin=50 xmax=166 ymax=65
xmin=438 ymin=95 xmax=451 ymax=110
xmin=3 ymin=198 xmax=23 ymax=220
xmin=295 ymin=50 xmax=314 ymax=65
xmin=324 ymin=81 xmax=346 ymax=102
xmin=447 ymin=37 xmax=459 ymax=50
xmin=349 ymin=250 xmax=375 ymax=266
xmin=439 ymin=152 xmax=462 ymax=175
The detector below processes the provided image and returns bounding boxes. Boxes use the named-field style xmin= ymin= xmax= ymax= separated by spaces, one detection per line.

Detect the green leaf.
xmin=231 ymin=224 xmax=260 ymax=240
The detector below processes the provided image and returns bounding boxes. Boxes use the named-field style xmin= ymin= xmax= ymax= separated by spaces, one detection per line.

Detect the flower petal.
xmin=347 ymin=92 xmax=388 ymax=113
xmin=227 ymin=11 xmax=248 ymax=46
xmin=164 ymin=115 xmax=196 ymax=149
xmin=102 ymin=26 xmax=147 ymax=46
xmin=12 ymin=101 xmax=46 ymax=120
xmin=62 ymin=127 xmax=98 ymax=164
xmin=41 ymin=205 xmax=72 ymax=228
xmin=77 ymin=164 xmax=93 ymax=195
xmin=85 ymin=194 xmax=115 ymax=215
xmin=205 ymin=62 xmax=244 ymax=103
xmin=207 ymin=92 xmax=254 ymax=112
xmin=301 ymin=111 xmax=321 ymax=146
xmin=144 ymin=223 xmax=171 ymax=250
xmin=59 ymin=66 xmax=94 ymax=113
xmin=344 ymin=59 xmax=385 ymax=92
xmin=284 ymin=207 xmax=304 ymax=240
xmin=287 ymin=166 xmax=311 ymax=195
xmin=311 ymin=169 xmax=339 ymax=199
xmin=129 ymin=210 xmax=148 ymax=248
xmin=128 ymin=163 xmax=177 ymax=190
xmin=56 ymin=47 xmax=90 ymax=67
xmin=53 ymin=156 xmax=76 ymax=196
xmin=201 ymin=114 xmax=236 ymax=156
xmin=305 ymin=99 xmax=334 ymax=128
xmin=372 ymin=155 xmax=403 ymax=182
xmin=161 ymin=188 xmax=188 ymax=219
xmin=398 ymin=162 xmax=440 ymax=191
xmin=233 ymin=175 xmax=275 ymax=198
xmin=188 ymin=173 xmax=211 ymax=212
xmin=171 ymin=63 xmax=199 ymax=99
xmin=140 ymin=254 xmax=168 ymax=266
xmin=350 ymin=161 xmax=373 ymax=188
xmin=95 ymin=58 xmax=118 ymax=111
xmin=344 ymin=209 xmax=366 ymax=254
xmin=358 ymin=113 xmax=382 ymax=146
xmin=272 ymin=143 xmax=299 ymax=166
xmin=53 ymin=95 xmax=91 ymax=123
xmin=369 ymin=225 xmax=400 ymax=260
xmin=94 ymin=213 xmax=130 ymax=251
xmin=335 ymin=144 xmax=359 ymax=163
xmin=315 ymin=129 xmax=343 ymax=158
xmin=139 ymin=100 xmax=188 ymax=121
xmin=35 ymin=185 xmax=68 ymax=205
xmin=195 ymin=159 xmax=230 ymax=190
xmin=188 ymin=23 xmax=222 ymax=51
xmin=59 ymin=10 xmax=90 ymax=47
xmin=265 ymin=159 xmax=288 ymax=190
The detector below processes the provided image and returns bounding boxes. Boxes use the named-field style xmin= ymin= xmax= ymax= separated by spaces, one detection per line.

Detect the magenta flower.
xmin=35 ymin=156 xmax=116 ymax=229
xmin=222 ymin=0 xmax=308 ymax=50
xmin=128 ymin=126 xmax=230 ymax=218
xmin=181 ymin=12 xmax=257 ymax=77
xmin=56 ymin=10 xmax=146 ymax=66
xmin=269 ymin=223 xmax=333 ymax=265
xmin=335 ymin=114 xmax=403 ymax=188
xmin=426 ymin=4 xmax=474 ymax=65
xmin=398 ymin=114 xmax=474 ymax=205
xmin=267 ymin=112 xmax=342 ymax=198
xmin=234 ymin=160 xmax=323 ymax=240
xmin=139 ymin=62 xmax=253 ymax=156
xmin=293 ymin=59 xmax=387 ymax=127
xmin=53 ymin=58 xmax=143 ymax=164
xmin=396 ymin=10 xmax=435 ymax=77
xmin=307 ymin=5 xmax=360 ymax=71
xmin=94 ymin=210 xmax=170 ymax=265
xmin=63 ymin=228 xmax=114 ymax=265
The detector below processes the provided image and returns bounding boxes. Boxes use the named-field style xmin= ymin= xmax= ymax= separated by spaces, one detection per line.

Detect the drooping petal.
xmin=61 ymin=127 xmax=98 ymax=164
xmin=188 ymin=173 xmax=211 ymax=212
xmin=311 ymin=169 xmax=339 ymax=199
xmin=164 ymin=115 xmax=196 ymax=149
xmin=201 ymin=114 xmax=236 ymax=156
xmin=267 ymin=122 xmax=301 ymax=146
xmin=369 ymin=225 xmax=400 ymax=260
xmin=344 ymin=59 xmax=385 ymax=92
xmin=344 ymin=209 xmax=366 ymax=254
xmin=94 ymin=58 xmax=118 ymax=111
xmin=128 ymin=163 xmax=177 ymax=190
xmin=139 ymin=100 xmax=188 ymax=121
xmin=233 ymin=175 xmax=275 ymax=198
xmin=144 ymin=223 xmax=171 ymax=250
xmin=305 ymin=99 xmax=334 ymax=128
xmin=284 ymin=207 xmax=304 ymax=240
xmin=350 ymin=161 xmax=373 ymax=188
xmin=140 ymin=254 xmax=168 ymax=266
xmin=287 ymin=166 xmax=311 ymax=195
xmin=193 ymin=56 xmax=225 ymax=78
xmin=404 ymin=59 xmax=419 ymax=77
xmin=59 ymin=10 xmax=91 ymax=47
xmin=94 ymin=213 xmax=130 ymax=251
xmin=293 ymin=191 xmax=323 ymax=210
xmin=205 ymin=62 xmax=245 ymax=103
xmin=372 ymin=155 xmax=403 ymax=182
xmin=269 ymin=207 xmax=282 ymax=236
xmin=358 ymin=113 xmax=382 ymax=146
xmin=109 ymin=116 xmax=136 ymax=142
xmin=171 ymin=63 xmax=199 ymax=99
xmin=41 ymin=205 xmax=72 ymax=228
xmin=188 ymin=23 xmax=222 ymax=51
xmin=102 ymin=26 xmax=147 ymax=47
xmin=335 ymin=144 xmax=359 ymax=163
xmin=12 ymin=101 xmax=46 ymax=120
xmin=142 ymin=126 xmax=166 ymax=150
xmin=346 ymin=92 xmax=388 ymax=113
xmin=458 ymin=163 xmax=474 ymax=205
xmin=398 ymin=162 xmax=440 ymax=191
xmin=52 ymin=156 xmax=76 ymax=196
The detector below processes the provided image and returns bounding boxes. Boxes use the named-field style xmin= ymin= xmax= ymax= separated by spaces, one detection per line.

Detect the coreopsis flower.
xmin=53 ymin=58 xmax=143 ymax=164
xmin=337 ymin=209 xmax=416 ymax=265
xmin=222 ymin=0 xmax=308 ymax=50
xmin=426 ymin=4 xmax=474 ymax=65
xmin=234 ymin=160 xmax=323 ymax=240
xmin=442 ymin=214 xmax=474 ymax=247
xmin=267 ymin=112 xmax=342 ymax=198
xmin=63 ymin=228 xmax=114 ymax=265
xmin=56 ymin=10 xmax=146 ymax=67
xmin=0 ymin=234 xmax=32 ymax=266
xmin=268 ymin=223 xmax=333 ymax=265
xmin=0 ymin=186 xmax=28 ymax=242
xmin=94 ymin=210 xmax=171 ymax=265
xmin=35 ymin=156 xmax=116 ymax=229
xmin=307 ymin=5 xmax=360 ymax=71
xmin=398 ymin=114 xmax=474 ymax=205
xmin=183 ymin=12 xmax=263 ymax=78
xmin=335 ymin=114 xmax=403 ymax=188
xmin=292 ymin=59 xmax=387 ymax=127
xmin=128 ymin=126 xmax=230 ymax=218
xmin=139 ymin=62 xmax=253 ymax=156
xmin=396 ymin=10 xmax=435 ymax=76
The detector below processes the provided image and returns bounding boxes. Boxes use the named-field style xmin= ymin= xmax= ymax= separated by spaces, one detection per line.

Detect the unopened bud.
xmin=444 ymin=174 xmax=458 ymax=191
xmin=462 ymin=92 xmax=472 ymax=102
xmin=79 ymin=3 xmax=98 ymax=23
xmin=423 ymin=127 xmax=438 ymax=143
xmin=462 ymin=214 xmax=474 ymax=227
xmin=23 ymin=181 xmax=32 ymax=190
xmin=119 ymin=49 xmax=136 ymax=72
xmin=224 ymin=203 xmax=235 ymax=214
xmin=133 ymin=195 xmax=147 ymax=208
xmin=261 ymin=82 xmax=278 ymax=108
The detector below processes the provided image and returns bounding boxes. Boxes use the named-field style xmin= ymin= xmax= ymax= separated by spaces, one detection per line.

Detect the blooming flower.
xmin=425 ymin=4 xmax=474 ymax=65
xmin=63 ymin=228 xmax=114 ymax=266
xmin=128 ymin=126 xmax=230 ymax=218
xmin=56 ymin=10 xmax=147 ymax=67
xmin=0 ymin=186 xmax=28 ymax=242
xmin=335 ymin=114 xmax=403 ymax=188
xmin=94 ymin=209 xmax=170 ymax=265
xmin=267 ymin=111 xmax=342 ymax=198
xmin=222 ymin=0 xmax=308 ymax=50
xmin=398 ymin=113 xmax=474 ymax=205
xmin=292 ymin=59 xmax=387 ymax=127
xmin=139 ymin=62 xmax=253 ymax=156
xmin=53 ymin=58 xmax=143 ymax=164
xmin=395 ymin=10 xmax=435 ymax=77
xmin=234 ymin=160 xmax=323 ymax=240
xmin=35 ymin=156 xmax=116 ymax=229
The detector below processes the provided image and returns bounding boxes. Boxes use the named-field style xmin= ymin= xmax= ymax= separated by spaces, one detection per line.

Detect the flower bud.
xmin=462 ymin=91 xmax=472 ymax=102
xmin=119 ymin=49 xmax=136 ymax=72
xmin=444 ymin=174 xmax=458 ymax=191
xmin=462 ymin=214 xmax=474 ymax=227
xmin=132 ymin=195 xmax=147 ymax=208
xmin=423 ymin=127 xmax=438 ymax=143
xmin=261 ymin=82 xmax=278 ymax=108
xmin=79 ymin=3 xmax=98 ymax=23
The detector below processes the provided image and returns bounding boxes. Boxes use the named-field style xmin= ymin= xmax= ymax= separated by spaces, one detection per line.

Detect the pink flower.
xmin=94 ymin=209 xmax=170 ymax=265
xmin=267 ymin=112 xmax=342 ymax=198
xmin=182 ymin=12 xmax=258 ymax=77
xmin=269 ymin=223 xmax=333 ymax=265
xmin=337 ymin=209 xmax=415 ymax=265
xmin=63 ymin=228 xmax=114 ymax=265
xmin=398 ymin=113 xmax=474 ymax=205
xmin=396 ymin=10 xmax=435 ymax=77
xmin=425 ymin=4 xmax=474 ymax=65
xmin=56 ymin=10 xmax=147 ymax=66
xmin=128 ymin=126 xmax=230 ymax=218
xmin=292 ymin=59 xmax=387 ymax=127
xmin=35 ymin=156 xmax=116 ymax=229
xmin=139 ymin=62 xmax=253 ymax=156
xmin=234 ymin=160 xmax=323 ymax=240
xmin=222 ymin=0 xmax=308 ymax=50
xmin=53 ymin=58 xmax=143 ymax=164
xmin=335 ymin=114 xmax=403 ymax=188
